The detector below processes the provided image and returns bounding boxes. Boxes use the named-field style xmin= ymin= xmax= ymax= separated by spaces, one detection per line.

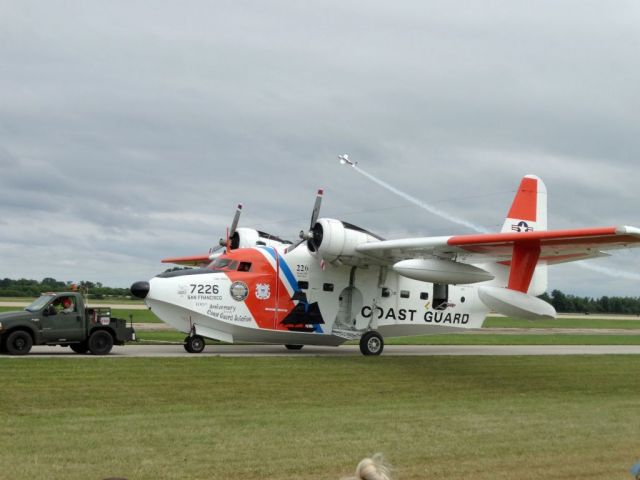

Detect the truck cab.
xmin=0 ymin=292 xmax=135 ymax=356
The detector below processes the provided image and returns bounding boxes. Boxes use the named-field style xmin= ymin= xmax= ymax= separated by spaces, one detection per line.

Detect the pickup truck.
xmin=0 ymin=292 xmax=135 ymax=355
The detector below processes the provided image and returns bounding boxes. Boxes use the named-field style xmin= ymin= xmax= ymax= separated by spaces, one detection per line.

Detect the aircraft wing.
xmin=355 ymin=226 xmax=640 ymax=265
xmin=161 ymin=254 xmax=211 ymax=267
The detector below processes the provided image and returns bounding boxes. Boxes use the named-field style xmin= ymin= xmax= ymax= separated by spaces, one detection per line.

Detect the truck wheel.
xmin=285 ymin=344 xmax=304 ymax=350
xmin=88 ymin=330 xmax=114 ymax=355
xmin=359 ymin=331 xmax=384 ymax=356
xmin=6 ymin=331 xmax=33 ymax=356
xmin=185 ymin=335 xmax=205 ymax=354
xmin=70 ymin=342 xmax=88 ymax=354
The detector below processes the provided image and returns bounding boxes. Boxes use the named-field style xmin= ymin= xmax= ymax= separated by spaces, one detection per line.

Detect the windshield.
xmin=25 ymin=295 xmax=56 ymax=312
xmin=207 ymin=258 xmax=239 ymax=271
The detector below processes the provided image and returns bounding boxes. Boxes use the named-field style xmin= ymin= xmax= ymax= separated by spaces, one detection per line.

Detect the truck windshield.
xmin=25 ymin=295 xmax=56 ymax=312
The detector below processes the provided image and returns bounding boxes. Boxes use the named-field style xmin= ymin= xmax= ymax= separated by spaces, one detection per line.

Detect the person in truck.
xmin=61 ymin=297 xmax=75 ymax=314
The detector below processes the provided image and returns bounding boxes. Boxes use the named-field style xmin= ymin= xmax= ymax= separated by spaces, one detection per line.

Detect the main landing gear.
xmin=359 ymin=331 xmax=384 ymax=356
xmin=184 ymin=335 xmax=206 ymax=354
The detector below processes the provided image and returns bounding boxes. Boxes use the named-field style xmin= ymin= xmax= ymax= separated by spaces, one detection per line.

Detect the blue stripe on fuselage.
xmin=260 ymin=247 xmax=323 ymax=334
xmin=261 ymin=247 xmax=298 ymax=292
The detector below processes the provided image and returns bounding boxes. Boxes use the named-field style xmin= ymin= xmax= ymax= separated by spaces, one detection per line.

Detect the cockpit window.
xmin=208 ymin=258 xmax=239 ymax=271
xmin=25 ymin=295 xmax=55 ymax=312
xmin=238 ymin=262 xmax=252 ymax=272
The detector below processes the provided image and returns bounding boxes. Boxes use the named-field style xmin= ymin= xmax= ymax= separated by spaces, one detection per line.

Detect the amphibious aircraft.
xmin=131 ymin=175 xmax=640 ymax=355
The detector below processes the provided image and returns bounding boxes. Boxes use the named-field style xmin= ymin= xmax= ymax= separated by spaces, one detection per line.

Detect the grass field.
xmin=0 ymin=296 xmax=144 ymax=304
xmin=484 ymin=316 xmax=640 ymax=329
xmin=1 ymin=356 xmax=639 ymax=480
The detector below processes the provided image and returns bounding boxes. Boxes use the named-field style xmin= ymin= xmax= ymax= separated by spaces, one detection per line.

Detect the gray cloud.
xmin=1 ymin=0 xmax=639 ymax=294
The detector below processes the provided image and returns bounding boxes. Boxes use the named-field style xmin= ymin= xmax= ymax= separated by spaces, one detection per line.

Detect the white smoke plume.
xmin=350 ymin=164 xmax=490 ymax=233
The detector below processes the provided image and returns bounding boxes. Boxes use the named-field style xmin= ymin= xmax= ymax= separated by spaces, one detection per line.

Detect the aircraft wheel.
xmin=88 ymin=330 xmax=114 ymax=355
xmin=70 ymin=342 xmax=88 ymax=354
xmin=284 ymin=344 xmax=304 ymax=350
xmin=185 ymin=335 xmax=205 ymax=354
xmin=6 ymin=330 xmax=33 ymax=356
xmin=359 ymin=331 xmax=384 ymax=356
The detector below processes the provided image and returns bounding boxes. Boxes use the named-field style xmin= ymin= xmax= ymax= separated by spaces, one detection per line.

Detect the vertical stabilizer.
xmin=488 ymin=175 xmax=548 ymax=295
xmin=501 ymin=175 xmax=547 ymax=233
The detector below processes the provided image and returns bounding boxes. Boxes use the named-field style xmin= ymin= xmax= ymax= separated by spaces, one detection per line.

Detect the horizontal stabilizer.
xmin=478 ymin=286 xmax=556 ymax=320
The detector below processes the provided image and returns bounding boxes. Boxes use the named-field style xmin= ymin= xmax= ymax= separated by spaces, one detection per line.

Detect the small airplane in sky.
xmin=131 ymin=175 xmax=640 ymax=355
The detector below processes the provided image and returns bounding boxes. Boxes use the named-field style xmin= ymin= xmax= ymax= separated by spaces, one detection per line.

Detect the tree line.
xmin=539 ymin=290 xmax=640 ymax=315
xmin=1 ymin=278 xmax=639 ymax=314
xmin=0 ymin=278 xmax=130 ymax=299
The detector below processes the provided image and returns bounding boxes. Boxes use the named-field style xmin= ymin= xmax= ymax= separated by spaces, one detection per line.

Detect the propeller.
xmin=219 ymin=204 xmax=242 ymax=248
xmin=285 ymin=189 xmax=327 ymax=269
xmin=208 ymin=204 xmax=243 ymax=257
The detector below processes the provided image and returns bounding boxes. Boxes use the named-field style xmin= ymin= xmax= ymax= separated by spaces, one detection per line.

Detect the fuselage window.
xmin=420 ymin=292 xmax=429 ymax=300
xmin=400 ymin=290 xmax=410 ymax=299
xmin=238 ymin=262 xmax=252 ymax=272
xmin=381 ymin=287 xmax=390 ymax=298
xmin=298 ymin=281 xmax=309 ymax=290
xmin=323 ymin=283 xmax=334 ymax=292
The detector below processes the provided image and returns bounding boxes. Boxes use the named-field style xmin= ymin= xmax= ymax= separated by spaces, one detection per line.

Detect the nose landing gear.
xmin=184 ymin=335 xmax=206 ymax=353
xmin=359 ymin=331 xmax=384 ymax=356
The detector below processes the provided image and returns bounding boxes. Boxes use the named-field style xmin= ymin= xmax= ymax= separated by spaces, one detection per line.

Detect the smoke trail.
xmin=576 ymin=260 xmax=640 ymax=281
xmin=351 ymin=164 xmax=491 ymax=233
xmin=345 ymin=159 xmax=640 ymax=282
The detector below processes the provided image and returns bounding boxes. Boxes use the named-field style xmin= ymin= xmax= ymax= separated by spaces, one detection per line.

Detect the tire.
xmin=185 ymin=335 xmax=205 ymax=354
xmin=88 ymin=330 xmax=114 ymax=355
xmin=284 ymin=344 xmax=304 ymax=350
xmin=70 ymin=342 xmax=88 ymax=354
xmin=6 ymin=330 xmax=33 ymax=356
xmin=359 ymin=331 xmax=384 ymax=356
xmin=184 ymin=335 xmax=206 ymax=353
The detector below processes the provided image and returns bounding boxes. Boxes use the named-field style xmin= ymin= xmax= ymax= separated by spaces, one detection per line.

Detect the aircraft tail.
xmin=500 ymin=174 xmax=547 ymax=234
xmin=486 ymin=175 xmax=548 ymax=295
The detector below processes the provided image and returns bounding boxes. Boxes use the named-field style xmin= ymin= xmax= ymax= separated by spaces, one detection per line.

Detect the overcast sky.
xmin=1 ymin=1 xmax=639 ymax=296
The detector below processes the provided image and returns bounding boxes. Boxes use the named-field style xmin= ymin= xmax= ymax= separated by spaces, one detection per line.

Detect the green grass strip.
xmin=1 ymin=356 xmax=640 ymax=479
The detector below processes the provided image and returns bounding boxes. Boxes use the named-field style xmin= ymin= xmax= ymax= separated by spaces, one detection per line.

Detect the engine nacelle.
xmin=231 ymin=228 xmax=291 ymax=250
xmin=310 ymin=218 xmax=381 ymax=264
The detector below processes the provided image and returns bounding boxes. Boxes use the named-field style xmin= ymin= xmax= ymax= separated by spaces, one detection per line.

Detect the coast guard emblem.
xmin=255 ymin=283 xmax=271 ymax=300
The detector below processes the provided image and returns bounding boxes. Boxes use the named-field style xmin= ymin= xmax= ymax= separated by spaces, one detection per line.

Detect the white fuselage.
xmin=144 ymin=245 xmax=490 ymax=346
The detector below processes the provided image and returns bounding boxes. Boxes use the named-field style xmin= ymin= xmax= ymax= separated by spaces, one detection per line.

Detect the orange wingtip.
xmin=161 ymin=254 xmax=211 ymax=265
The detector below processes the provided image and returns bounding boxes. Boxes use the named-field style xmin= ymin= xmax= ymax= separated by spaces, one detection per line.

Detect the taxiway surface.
xmin=4 ymin=344 xmax=640 ymax=358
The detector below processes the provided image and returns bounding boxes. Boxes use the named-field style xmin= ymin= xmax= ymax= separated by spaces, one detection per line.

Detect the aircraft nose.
xmin=130 ymin=281 xmax=150 ymax=299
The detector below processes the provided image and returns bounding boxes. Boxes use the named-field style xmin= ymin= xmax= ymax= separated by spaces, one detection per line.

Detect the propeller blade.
xmin=219 ymin=203 xmax=243 ymax=248
xmin=309 ymin=189 xmax=323 ymax=228
xmin=208 ymin=245 xmax=225 ymax=260
xmin=285 ymin=237 xmax=305 ymax=254
xmin=229 ymin=204 xmax=242 ymax=238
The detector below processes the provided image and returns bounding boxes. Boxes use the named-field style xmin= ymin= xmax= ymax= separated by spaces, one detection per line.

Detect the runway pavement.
xmin=5 ymin=344 xmax=640 ymax=358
